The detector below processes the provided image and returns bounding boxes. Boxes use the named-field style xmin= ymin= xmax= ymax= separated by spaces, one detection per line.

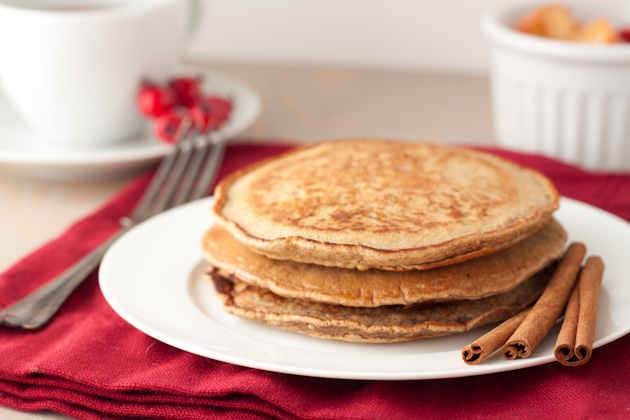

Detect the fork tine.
xmin=148 ymin=130 xmax=199 ymax=214
xmin=132 ymin=119 xmax=227 ymax=223
xmin=191 ymin=132 xmax=226 ymax=200
xmin=170 ymin=134 xmax=212 ymax=207
xmin=130 ymin=117 xmax=194 ymax=221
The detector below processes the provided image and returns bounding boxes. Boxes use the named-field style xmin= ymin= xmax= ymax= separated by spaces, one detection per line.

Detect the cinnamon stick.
xmin=502 ymin=242 xmax=586 ymax=360
xmin=462 ymin=307 xmax=531 ymax=365
xmin=554 ymin=283 xmax=580 ymax=362
xmin=554 ymin=256 xmax=604 ymax=366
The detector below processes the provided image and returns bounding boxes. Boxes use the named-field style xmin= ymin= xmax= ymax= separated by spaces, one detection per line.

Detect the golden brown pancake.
xmin=202 ymin=219 xmax=566 ymax=307
xmin=211 ymin=139 xmax=560 ymax=271
xmin=207 ymin=265 xmax=553 ymax=343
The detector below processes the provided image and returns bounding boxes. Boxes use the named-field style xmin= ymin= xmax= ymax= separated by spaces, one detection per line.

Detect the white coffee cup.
xmin=0 ymin=0 xmax=190 ymax=149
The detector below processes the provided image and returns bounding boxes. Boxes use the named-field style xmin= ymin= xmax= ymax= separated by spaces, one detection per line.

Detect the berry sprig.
xmin=136 ymin=76 xmax=233 ymax=143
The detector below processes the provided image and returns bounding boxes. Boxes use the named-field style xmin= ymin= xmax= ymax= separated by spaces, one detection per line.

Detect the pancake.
xmin=207 ymin=264 xmax=554 ymax=343
xmin=211 ymin=139 xmax=560 ymax=271
xmin=202 ymin=219 xmax=566 ymax=307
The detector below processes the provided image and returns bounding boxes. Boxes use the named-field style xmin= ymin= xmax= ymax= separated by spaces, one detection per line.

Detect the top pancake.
xmin=211 ymin=139 xmax=560 ymax=271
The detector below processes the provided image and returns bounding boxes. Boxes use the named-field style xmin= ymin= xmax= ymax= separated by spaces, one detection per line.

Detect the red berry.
xmin=619 ymin=27 xmax=630 ymax=42
xmin=170 ymin=76 xmax=202 ymax=107
xmin=153 ymin=110 xmax=186 ymax=143
xmin=189 ymin=95 xmax=232 ymax=133
xmin=137 ymin=82 xmax=176 ymax=118
xmin=189 ymin=102 xmax=219 ymax=134
xmin=205 ymin=95 xmax=232 ymax=124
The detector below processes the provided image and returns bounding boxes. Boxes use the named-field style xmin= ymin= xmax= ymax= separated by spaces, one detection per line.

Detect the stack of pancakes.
xmin=203 ymin=139 xmax=566 ymax=343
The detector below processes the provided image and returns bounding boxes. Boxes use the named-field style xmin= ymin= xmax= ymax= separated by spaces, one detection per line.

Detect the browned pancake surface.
xmin=212 ymin=139 xmax=560 ymax=270
xmin=202 ymin=219 xmax=566 ymax=307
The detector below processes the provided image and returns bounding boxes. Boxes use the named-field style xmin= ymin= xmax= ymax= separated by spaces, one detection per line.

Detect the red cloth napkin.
xmin=1 ymin=142 xmax=629 ymax=420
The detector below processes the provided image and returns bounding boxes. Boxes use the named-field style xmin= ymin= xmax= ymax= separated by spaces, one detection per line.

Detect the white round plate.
xmin=100 ymin=197 xmax=630 ymax=380
xmin=0 ymin=71 xmax=260 ymax=180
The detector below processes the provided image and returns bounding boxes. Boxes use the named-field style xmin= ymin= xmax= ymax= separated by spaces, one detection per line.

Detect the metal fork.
xmin=0 ymin=118 xmax=227 ymax=329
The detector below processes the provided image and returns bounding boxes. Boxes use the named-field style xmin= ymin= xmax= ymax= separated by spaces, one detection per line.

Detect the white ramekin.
xmin=482 ymin=0 xmax=630 ymax=171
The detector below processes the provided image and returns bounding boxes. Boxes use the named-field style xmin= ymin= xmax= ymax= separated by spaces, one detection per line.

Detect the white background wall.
xmin=186 ymin=0 xmax=513 ymax=73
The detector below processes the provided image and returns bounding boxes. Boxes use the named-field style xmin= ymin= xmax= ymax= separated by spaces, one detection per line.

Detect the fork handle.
xmin=0 ymin=229 xmax=126 ymax=329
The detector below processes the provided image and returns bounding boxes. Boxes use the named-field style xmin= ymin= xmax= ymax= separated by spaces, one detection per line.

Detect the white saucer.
xmin=0 ymin=70 xmax=261 ymax=180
